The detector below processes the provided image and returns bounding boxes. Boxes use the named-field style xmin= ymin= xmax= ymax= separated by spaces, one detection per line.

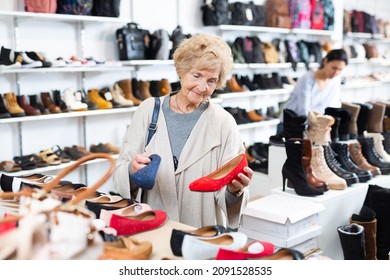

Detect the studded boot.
xmin=310 ymin=144 xmax=347 ymax=190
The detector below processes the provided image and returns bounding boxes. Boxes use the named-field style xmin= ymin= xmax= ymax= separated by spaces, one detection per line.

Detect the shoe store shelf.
xmin=0 ymin=107 xmax=137 ymax=124
xmin=0 ymin=65 xmax=135 ymax=74
xmin=237 ymin=118 xmax=280 ymax=131
xmin=233 ymin=62 xmax=320 ymax=71
xmin=121 ymin=60 xmax=175 ymax=67
xmin=1 ymin=154 xmax=119 ymax=177
xmin=0 ymin=10 xmax=131 ymax=24
xmin=341 ymin=80 xmax=385 ymax=90
xmin=215 ymin=25 xmax=334 ymax=37
xmin=217 ymin=88 xmax=292 ymax=100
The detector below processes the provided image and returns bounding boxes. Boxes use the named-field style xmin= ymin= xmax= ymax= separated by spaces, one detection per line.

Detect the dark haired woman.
xmin=279 ymin=48 xmax=348 ymax=122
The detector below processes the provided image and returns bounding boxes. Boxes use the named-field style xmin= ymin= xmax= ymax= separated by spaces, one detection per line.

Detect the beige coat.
xmin=113 ymin=96 xmax=249 ymax=228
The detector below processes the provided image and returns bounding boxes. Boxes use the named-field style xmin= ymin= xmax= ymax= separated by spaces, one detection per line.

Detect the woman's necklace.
xmin=175 ymin=95 xmax=189 ymax=114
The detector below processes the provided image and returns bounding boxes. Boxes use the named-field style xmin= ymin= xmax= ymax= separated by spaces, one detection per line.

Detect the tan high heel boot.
xmin=305 ymin=111 xmax=334 ymax=145
xmin=117 ymin=79 xmax=142 ymax=106
xmin=349 ymin=142 xmax=381 ymax=176
xmin=310 ymin=144 xmax=347 ymax=190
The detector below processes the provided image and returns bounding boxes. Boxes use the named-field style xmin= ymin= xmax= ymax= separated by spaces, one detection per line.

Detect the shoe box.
xmin=238 ymin=194 xmax=324 ymax=254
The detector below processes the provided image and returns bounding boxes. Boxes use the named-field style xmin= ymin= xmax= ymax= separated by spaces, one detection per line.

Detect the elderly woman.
xmin=113 ymin=34 xmax=253 ymax=229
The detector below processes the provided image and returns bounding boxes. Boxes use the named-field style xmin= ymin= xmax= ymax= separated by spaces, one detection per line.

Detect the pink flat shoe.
xmin=109 ymin=209 xmax=167 ymax=236
xmin=215 ymin=240 xmax=275 ymax=260
xmin=189 ymin=154 xmax=248 ymax=192
xmin=99 ymin=203 xmax=152 ymax=226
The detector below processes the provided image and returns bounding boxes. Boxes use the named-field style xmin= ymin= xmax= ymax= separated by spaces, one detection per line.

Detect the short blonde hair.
xmin=173 ymin=34 xmax=234 ymax=89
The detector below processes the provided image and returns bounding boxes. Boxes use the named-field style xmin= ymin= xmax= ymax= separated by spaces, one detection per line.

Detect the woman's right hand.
xmin=130 ymin=152 xmax=152 ymax=174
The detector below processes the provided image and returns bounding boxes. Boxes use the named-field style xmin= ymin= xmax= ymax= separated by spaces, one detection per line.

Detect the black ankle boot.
xmin=269 ymin=109 xmax=307 ymax=146
xmin=358 ymin=136 xmax=390 ymax=174
xmin=28 ymin=94 xmax=49 ymax=115
xmin=52 ymin=89 xmax=69 ymax=113
xmin=282 ymin=139 xmax=323 ymax=197
xmin=325 ymin=107 xmax=351 ymax=141
xmin=356 ymin=102 xmax=373 ymax=137
xmin=330 ymin=142 xmax=373 ymax=183
xmin=323 ymin=144 xmax=359 ymax=185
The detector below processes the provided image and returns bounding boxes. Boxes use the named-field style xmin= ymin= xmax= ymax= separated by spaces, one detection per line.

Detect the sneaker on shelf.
xmin=17 ymin=51 xmax=43 ymax=68
xmin=0 ymin=46 xmax=21 ymax=69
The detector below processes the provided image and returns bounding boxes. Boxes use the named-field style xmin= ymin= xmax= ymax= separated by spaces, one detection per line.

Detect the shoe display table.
xmin=131 ymin=219 xmax=195 ymax=260
xmin=271 ymin=182 xmax=371 ymax=260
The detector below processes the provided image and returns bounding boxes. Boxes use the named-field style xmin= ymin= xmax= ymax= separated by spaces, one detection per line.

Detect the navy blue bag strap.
xmin=146 ymin=97 xmax=160 ymax=146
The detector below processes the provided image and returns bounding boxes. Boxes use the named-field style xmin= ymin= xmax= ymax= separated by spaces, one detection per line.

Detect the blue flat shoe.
xmin=131 ymin=154 xmax=161 ymax=190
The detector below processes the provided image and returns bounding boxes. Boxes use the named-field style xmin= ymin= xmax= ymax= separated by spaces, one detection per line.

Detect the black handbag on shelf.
xmin=116 ymin=22 xmax=146 ymax=61
xmin=91 ymin=0 xmax=121 ymax=17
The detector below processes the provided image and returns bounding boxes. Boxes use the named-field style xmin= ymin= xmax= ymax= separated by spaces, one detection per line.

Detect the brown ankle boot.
xmin=3 ymin=92 xmax=26 ymax=117
xmin=41 ymin=92 xmax=61 ymax=113
xmin=349 ymin=142 xmax=381 ymax=176
xmin=117 ymin=79 xmax=142 ymax=106
xmin=16 ymin=95 xmax=40 ymax=116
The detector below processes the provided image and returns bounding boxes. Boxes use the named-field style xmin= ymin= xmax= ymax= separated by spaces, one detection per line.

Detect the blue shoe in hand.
xmin=132 ymin=154 xmax=161 ymax=190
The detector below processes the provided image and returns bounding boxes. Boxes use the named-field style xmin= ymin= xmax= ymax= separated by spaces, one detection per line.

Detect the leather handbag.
xmin=201 ymin=0 xmax=229 ymax=26
xmin=116 ymin=22 xmax=146 ymax=60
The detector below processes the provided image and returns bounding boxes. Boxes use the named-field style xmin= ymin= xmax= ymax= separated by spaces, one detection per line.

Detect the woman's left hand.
xmin=227 ymin=166 xmax=253 ymax=194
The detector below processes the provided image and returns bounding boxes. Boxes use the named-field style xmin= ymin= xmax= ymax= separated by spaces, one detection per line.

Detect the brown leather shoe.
xmin=3 ymin=92 xmax=26 ymax=117
xmin=349 ymin=142 xmax=381 ymax=176
xmin=16 ymin=95 xmax=40 ymax=116
xmin=40 ymin=92 xmax=61 ymax=113
xmin=117 ymin=79 xmax=142 ymax=105
xmin=99 ymin=236 xmax=152 ymax=260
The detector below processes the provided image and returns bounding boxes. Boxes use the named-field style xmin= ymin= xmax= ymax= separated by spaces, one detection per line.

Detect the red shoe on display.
xmin=215 ymin=240 xmax=275 ymax=260
xmin=189 ymin=154 xmax=248 ymax=192
xmin=109 ymin=210 xmax=167 ymax=236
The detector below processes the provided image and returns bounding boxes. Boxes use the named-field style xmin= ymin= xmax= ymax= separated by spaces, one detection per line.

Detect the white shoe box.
xmin=238 ymin=226 xmax=321 ymax=255
xmin=241 ymin=194 xmax=325 ymax=239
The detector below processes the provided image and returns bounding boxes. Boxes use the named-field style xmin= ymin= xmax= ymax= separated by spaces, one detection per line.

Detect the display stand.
xmin=267 ymin=143 xmax=390 ymax=259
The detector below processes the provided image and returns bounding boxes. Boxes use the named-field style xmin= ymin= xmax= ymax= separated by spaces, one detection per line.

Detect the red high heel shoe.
xmin=189 ymin=154 xmax=248 ymax=192
xmin=109 ymin=210 xmax=167 ymax=236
